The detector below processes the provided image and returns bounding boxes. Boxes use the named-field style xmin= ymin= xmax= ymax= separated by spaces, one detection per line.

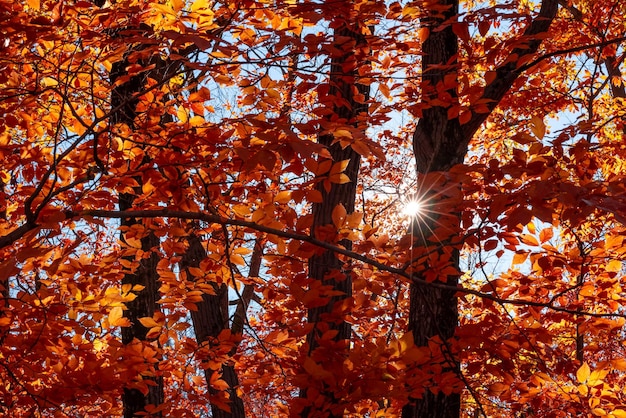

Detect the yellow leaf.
xmin=579 ymin=285 xmax=595 ymax=297
xmin=351 ymin=140 xmax=371 ymax=157
xmin=378 ymin=83 xmax=390 ymax=99
xmin=332 ymin=204 xmax=347 ymax=229
xmin=611 ymin=359 xmax=626 ymax=370
xmin=41 ymin=77 xmax=58 ymax=87
xmin=170 ymin=0 xmax=185 ymax=11
xmin=588 ymin=369 xmax=608 ymax=386
xmin=146 ymin=326 xmax=162 ymax=339
xmin=512 ymin=252 xmax=529 ymax=265
xmin=191 ymin=0 xmax=209 ymax=12
xmin=142 ymin=180 xmax=155 ymax=195
xmin=316 ymin=159 xmax=332 ymax=175
xmin=72 ymin=119 xmax=87 ymax=135
xmin=577 ymin=362 xmax=591 ymax=383
xmin=266 ymin=88 xmax=280 ymax=98
xmin=612 ymin=409 xmax=626 ymax=418
xmin=418 ymin=27 xmax=429 ymax=42
xmin=234 ymin=247 xmax=252 ymax=255
xmin=232 ymin=204 xmax=250 ymax=217
xmin=124 ymin=236 xmax=142 ymax=249
xmin=606 ymin=259 xmax=622 ymax=272
xmin=230 ymin=254 xmax=246 ymax=265
xmin=520 ymin=234 xmax=538 ymax=246
xmin=488 ymin=382 xmax=508 ymax=395
xmin=345 ymin=212 xmax=363 ymax=228
xmin=177 ymin=106 xmax=188 ymax=123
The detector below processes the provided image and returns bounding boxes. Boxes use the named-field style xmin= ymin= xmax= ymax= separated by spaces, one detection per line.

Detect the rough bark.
xmin=179 ymin=232 xmax=245 ymax=418
xmin=404 ymin=1 xmax=558 ymax=417
xmin=307 ymin=19 xmax=369 ymax=351
xmin=119 ymin=198 xmax=163 ymax=417
xmin=108 ymin=25 xmax=165 ymax=418
xmin=301 ymin=15 xmax=370 ymax=417
xmin=0 ymin=182 xmax=7 ymax=345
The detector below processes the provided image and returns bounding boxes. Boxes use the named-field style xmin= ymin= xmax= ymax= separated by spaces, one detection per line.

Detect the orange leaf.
xmin=108 ymin=306 xmax=130 ymax=327
xmin=332 ymin=204 xmax=347 ymax=229
xmin=139 ymin=317 xmax=160 ymax=328
xmin=530 ymin=116 xmax=546 ymax=140
xmin=329 ymin=159 xmax=350 ymax=176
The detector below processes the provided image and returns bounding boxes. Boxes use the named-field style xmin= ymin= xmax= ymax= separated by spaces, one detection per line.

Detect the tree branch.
xmin=463 ymin=0 xmax=559 ymax=140
xmin=62 ymin=208 xmax=626 ymax=320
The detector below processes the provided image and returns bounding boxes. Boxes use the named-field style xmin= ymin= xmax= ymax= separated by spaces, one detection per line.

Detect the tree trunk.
xmin=301 ymin=14 xmax=370 ymax=417
xmin=0 ymin=181 xmax=7 ymax=345
xmin=107 ymin=26 xmax=165 ymax=418
xmin=119 ymin=199 xmax=163 ymax=417
xmin=403 ymin=1 xmax=462 ymax=416
xmin=404 ymin=0 xmax=558 ymax=416
xmin=179 ymin=232 xmax=245 ymax=418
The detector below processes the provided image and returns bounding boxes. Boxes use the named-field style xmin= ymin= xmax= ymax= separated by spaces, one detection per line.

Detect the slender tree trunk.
xmin=307 ymin=14 xmax=369 ymax=353
xmin=119 ymin=199 xmax=163 ymax=417
xmin=179 ymin=231 xmax=245 ymax=418
xmin=301 ymin=11 xmax=370 ymax=417
xmin=0 ymin=181 xmax=7 ymax=345
xmin=107 ymin=26 xmax=165 ymax=418
xmin=403 ymin=0 xmax=558 ymax=416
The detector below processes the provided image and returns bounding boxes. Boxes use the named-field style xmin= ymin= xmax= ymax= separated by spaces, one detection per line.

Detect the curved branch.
xmin=462 ymin=0 xmax=559 ymax=140
xmin=63 ymin=208 xmax=626 ymax=320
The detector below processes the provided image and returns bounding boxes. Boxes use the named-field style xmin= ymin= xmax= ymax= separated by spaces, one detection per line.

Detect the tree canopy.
xmin=1 ymin=0 xmax=626 ymax=417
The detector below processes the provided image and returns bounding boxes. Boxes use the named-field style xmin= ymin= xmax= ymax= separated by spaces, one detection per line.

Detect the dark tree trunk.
xmin=403 ymin=0 xmax=558 ymax=417
xmin=179 ymin=232 xmax=245 ymax=418
xmin=119 ymin=198 xmax=163 ymax=417
xmin=306 ymin=19 xmax=369 ymax=352
xmin=107 ymin=25 xmax=165 ymax=418
xmin=300 ymin=12 xmax=371 ymax=416
xmin=403 ymin=1 xmax=463 ymax=416
xmin=0 ymin=183 xmax=7 ymax=345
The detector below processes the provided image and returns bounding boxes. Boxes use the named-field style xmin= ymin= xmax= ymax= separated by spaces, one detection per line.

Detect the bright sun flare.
xmin=402 ymin=199 xmax=423 ymax=217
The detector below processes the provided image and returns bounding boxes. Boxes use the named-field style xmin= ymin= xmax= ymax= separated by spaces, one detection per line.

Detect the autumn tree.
xmin=1 ymin=0 xmax=626 ymax=417
xmin=403 ymin=0 xmax=559 ymax=416
xmin=299 ymin=3 xmax=371 ymax=416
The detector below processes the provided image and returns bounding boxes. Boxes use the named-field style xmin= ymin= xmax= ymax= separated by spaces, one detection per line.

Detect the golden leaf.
xmin=576 ymin=362 xmax=590 ymax=383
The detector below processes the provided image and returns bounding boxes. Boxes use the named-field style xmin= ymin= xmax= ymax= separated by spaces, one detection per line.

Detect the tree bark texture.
xmin=119 ymin=196 xmax=163 ymax=418
xmin=404 ymin=1 xmax=558 ymax=417
xmin=108 ymin=26 xmax=165 ymax=418
xmin=179 ymin=232 xmax=245 ymax=418
xmin=301 ymin=14 xmax=370 ymax=418
xmin=307 ymin=21 xmax=369 ymax=352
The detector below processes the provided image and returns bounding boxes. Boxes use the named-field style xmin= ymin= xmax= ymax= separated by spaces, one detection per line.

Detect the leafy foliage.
xmin=1 ymin=0 xmax=625 ymax=416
